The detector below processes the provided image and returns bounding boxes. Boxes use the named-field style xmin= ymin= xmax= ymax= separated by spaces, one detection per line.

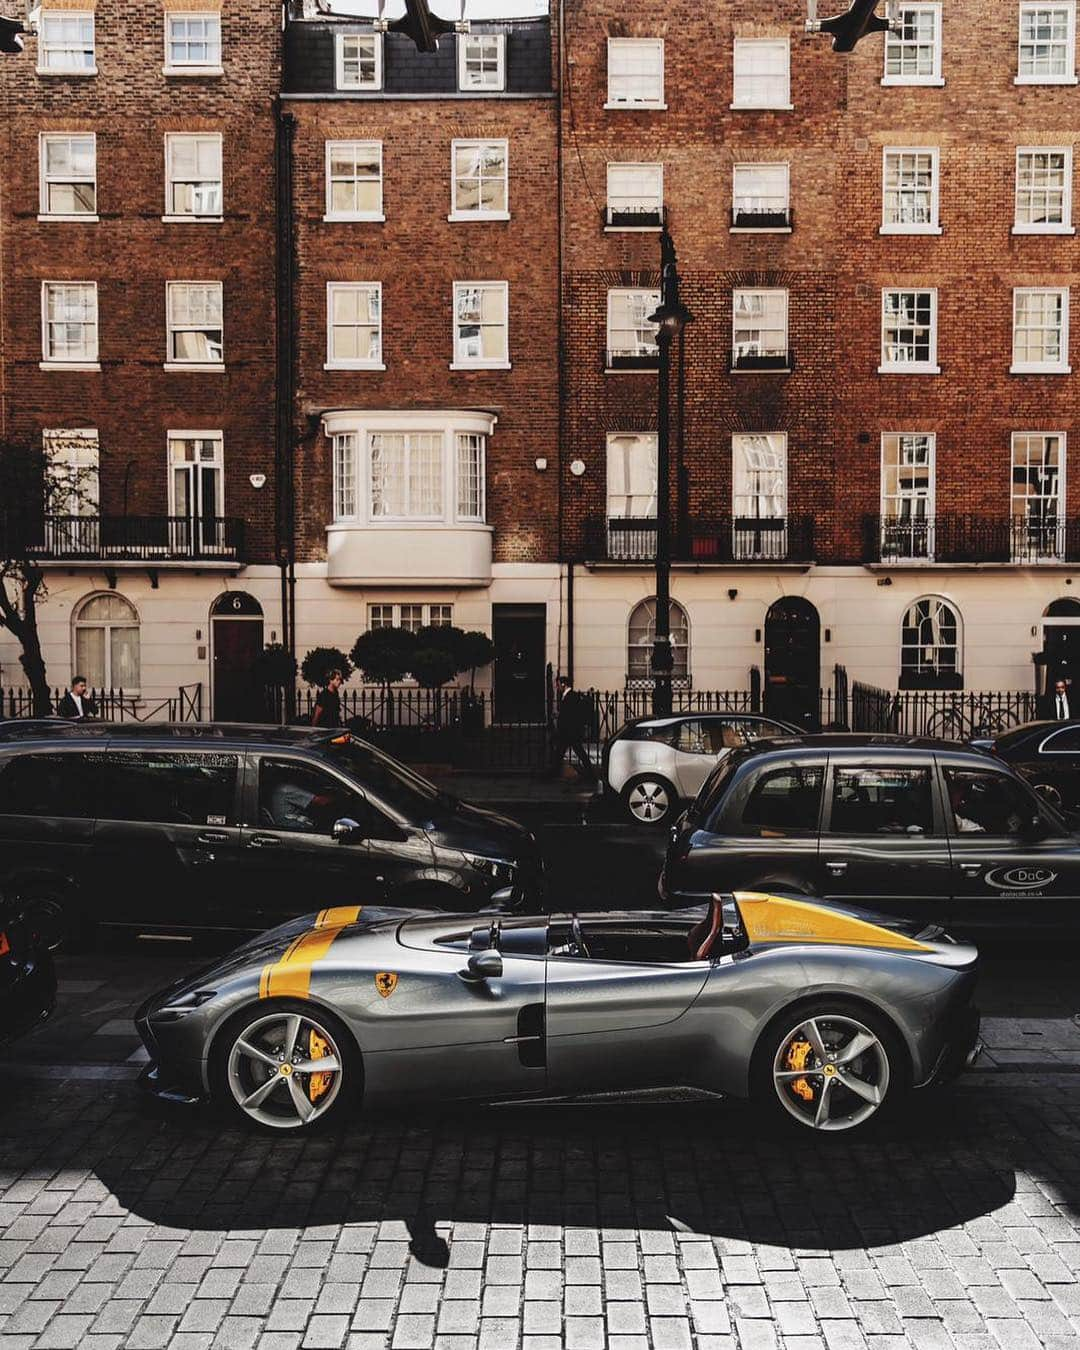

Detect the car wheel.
xmin=14 ymin=883 xmax=86 ymax=952
xmin=751 ymin=999 xmax=907 ymax=1135
xmin=622 ymin=775 xmax=678 ymax=826
xmin=212 ymin=1000 xmax=358 ymax=1133
xmin=1034 ymin=782 xmax=1063 ymax=810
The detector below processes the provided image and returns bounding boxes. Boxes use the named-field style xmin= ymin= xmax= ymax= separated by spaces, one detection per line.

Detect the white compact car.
xmin=605 ymin=712 xmax=801 ymax=825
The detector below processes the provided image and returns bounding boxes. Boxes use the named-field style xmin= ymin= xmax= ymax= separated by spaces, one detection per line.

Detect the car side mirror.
xmin=332 ymin=816 xmax=365 ymax=844
xmin=459 ymin=949 xmax=503 ymax=983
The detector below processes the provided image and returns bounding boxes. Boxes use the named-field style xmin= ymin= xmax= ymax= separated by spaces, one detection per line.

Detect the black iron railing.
xmin=603 ymin=204 xmax=667 ymax=229
xmin=731 ymin=350 xmax=792 ymax=372
xmin=849 ymin=682 xmax=1036 ymax=740
xmin=731 ymin=206 xmax=793 ymax=230
xmin=583 ymin=516 xmax=815 ymax=564
xmin=866 ymin=514 xmax=1080 ymax=564
xmin=7 ymin=515 xmax=246 ymax=563
xmin=1 ymin=683 xmax=204 ymax=722
xmin=605 ymin=350 xmax=660 ymax=372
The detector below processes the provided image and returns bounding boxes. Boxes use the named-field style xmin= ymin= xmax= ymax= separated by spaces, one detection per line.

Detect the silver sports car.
xmin=136 ymin=893 xmax=982 ymax=1136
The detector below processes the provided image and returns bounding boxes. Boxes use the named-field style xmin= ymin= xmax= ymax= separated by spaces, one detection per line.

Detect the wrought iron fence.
xmin=1 ymin=683 xmax=203 ymax=722
xmin=5 ymin=515 xmax=247 ymax=563
xmin=584 ymin=515 xmax=815 ymax=564
xmin=850 ymin=683 xmax=1036 ymax=740
xmin=867 ymin=513 xmax=1080 ymax=565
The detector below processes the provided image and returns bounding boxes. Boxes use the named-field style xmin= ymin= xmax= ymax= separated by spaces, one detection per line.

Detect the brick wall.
xmin=560 ymin=0 xmax=1079 ymax=566
xmin=0 ymin=0 xmax=280 ymax=562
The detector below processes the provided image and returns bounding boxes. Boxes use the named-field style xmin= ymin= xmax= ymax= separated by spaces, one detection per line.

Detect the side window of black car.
xmin=0 ymin=752 xmax=97 ymax=818
xmin=943 ymin=767 xmax=1037 ymax=837
xmin=101 ymin=752 xmax=239 ymax=826
xmin=258 ymin=758 xmax=361 ymax=835
xmin=739 ymin=765 xmax=824 ymax=837
xmin=828 ymin=765 xmax=936 ymax=836
xmin=1042 ymin=728 xmax=1080 ymax=753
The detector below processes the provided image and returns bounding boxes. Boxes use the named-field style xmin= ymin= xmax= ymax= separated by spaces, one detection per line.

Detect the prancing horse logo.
xmin=375 ymin=972 xmax=398 ymax=998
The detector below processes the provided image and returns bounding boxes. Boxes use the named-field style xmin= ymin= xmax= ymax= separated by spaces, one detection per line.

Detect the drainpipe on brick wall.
xmin=275 ymin=104 xmax=298 ymax=707
xmin=556 ymin=0 xmax=569 ymax=682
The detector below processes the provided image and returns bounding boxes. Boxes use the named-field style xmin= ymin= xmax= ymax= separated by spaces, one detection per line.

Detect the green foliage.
xmin=410 ymin=642 xmax=457 ymax=690
xmin=255 ymin=643 xmax=298 ymax=688
xmin=351 ymin=627 xmax=417 ymax=687
xmin=301 ymin=646 xmax=353 ymax=687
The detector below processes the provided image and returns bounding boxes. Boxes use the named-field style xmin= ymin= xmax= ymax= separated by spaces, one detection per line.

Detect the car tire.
xmin=750 ymin=997 xmax=908 ymax=1136
xmin=622 ymin=774 xmax=678 ymax=827
xmin=211 ymin=999 xmax=359 ymax=1134
xmin=13 ymin=881 xmax=88 ymax=952
xmin=1033 ymin=781 xmax=1063 ymax=810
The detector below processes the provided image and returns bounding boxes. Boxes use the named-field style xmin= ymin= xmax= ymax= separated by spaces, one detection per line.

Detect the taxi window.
xmin=943 ymin=767 xmax=1035 ymax=836
xmin=1041 ymin=727 xmax=1080 ymax=753
xmin=101 ymin=751 xmax=239 ymax=826
xmin=740 ymin=765 xmax=824 ymax=837
xmin=828 ymin=765 xmax=935 ymax=836
xmin=0 ymin=751 xmax=98 ymax=819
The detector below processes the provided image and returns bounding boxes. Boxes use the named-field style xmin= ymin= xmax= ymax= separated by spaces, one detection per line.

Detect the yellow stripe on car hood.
xmin=259 ymin=906 xmax=363 ymax=1000
xmin=735 ymin=892 xmax=933 ymax=952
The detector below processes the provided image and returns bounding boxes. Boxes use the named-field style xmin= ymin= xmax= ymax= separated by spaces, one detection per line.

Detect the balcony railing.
xmin=866 ymin=513 xmax=1080 ymax=564
xmin=6 ymin=515 xmax=246 ymax=563
xmin=603 ymin=204 xmax=667 ymax=229
xmin=583 ymin=515 xmax=815 ymax=564
xmin=605 ymin=349 xmax=660 ymax=372
xmin=731 ymin=349 xmax=792 ymax=372
xmin=731 ymin=205 xmax=793 ymax=231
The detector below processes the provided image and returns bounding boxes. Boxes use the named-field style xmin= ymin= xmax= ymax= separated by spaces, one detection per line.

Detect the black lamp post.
xmin=647 ymin=231 xmax=692 ymax=718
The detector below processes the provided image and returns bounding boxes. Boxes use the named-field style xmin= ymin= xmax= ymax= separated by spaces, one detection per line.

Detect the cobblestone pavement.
xmin=1 ymin=928 xmax=1080 ymax=1349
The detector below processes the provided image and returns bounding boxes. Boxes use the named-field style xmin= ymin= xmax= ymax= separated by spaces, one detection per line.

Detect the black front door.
xmin=492 ymin=604 xmax=547 ymax=722
xmin=213 ymin=618 xmax=264 ymax=721
xmin=764 ymin=596 xmax=820 ymax=730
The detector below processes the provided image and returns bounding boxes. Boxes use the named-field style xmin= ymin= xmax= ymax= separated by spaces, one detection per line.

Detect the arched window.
xmin=627 ymin=598 xmax=690 ymax=687
xmin=73 ymin=593 xmax=140 ymax=689
xmin=900 ymin=596 xmax=961 ymax=690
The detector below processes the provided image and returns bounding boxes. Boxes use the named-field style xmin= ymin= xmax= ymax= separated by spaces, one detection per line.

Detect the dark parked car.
xmin=662 ymin=734 xmax=1080 ymax=935
xmin=0 ymin=724 xmax=542 ymax=946
xmin=0 ymin=907 xmax=56 ymax=1044
xmin=971 ymin=720 xmax=1080 ymax=812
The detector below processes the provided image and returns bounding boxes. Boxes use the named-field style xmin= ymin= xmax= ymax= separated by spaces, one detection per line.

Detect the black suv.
xmin=0 ymin=724 xmax=542 ymax=945
xmin=662 ymin=733 xmax=1080 ymax=934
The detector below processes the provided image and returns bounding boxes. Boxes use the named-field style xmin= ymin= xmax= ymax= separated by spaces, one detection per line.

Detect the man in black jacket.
xmin=57 ymin=676 xmax=97 ymax=720
xmin=548 ymin=676 xmax=596 ymax=782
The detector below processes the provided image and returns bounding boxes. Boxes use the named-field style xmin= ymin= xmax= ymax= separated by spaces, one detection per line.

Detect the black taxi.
xmin=661 ymin=734 xmax=1080 ymax=935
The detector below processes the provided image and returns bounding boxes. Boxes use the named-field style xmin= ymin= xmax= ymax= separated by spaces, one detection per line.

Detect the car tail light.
xmin=0 ymin=931 xmax=10 ymax=958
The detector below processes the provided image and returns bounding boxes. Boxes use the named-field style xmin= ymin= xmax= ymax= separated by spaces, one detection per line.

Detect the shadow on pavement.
xmin=0 ymin=1076 xmax=1038 ymax=1261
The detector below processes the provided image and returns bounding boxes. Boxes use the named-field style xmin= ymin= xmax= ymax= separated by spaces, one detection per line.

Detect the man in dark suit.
xmin=57 ymin=676 xmax=97 ymax=720
xmin=548 ymin=676 xmax=596 ymax=782
xmin=1048 ymin=678 xmax=1072 ymax=721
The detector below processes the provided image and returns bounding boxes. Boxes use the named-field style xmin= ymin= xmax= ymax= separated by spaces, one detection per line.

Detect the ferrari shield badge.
xmin=375 ymin=972 xmax=398 ymax=999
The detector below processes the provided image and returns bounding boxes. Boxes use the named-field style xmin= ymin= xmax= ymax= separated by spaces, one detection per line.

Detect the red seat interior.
xmin=688 ymin=894 xmax=725 ymax=960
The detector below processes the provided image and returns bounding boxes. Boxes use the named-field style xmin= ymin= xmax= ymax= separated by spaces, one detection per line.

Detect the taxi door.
xmin=941 ymin=760 xmax=1080 ymax=933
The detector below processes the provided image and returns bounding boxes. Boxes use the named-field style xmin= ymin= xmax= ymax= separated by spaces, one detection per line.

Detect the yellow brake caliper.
xmin=307 ymin=1028 xmax=333 ymax=1104
xmin=785 ymin=1038 xmax=815 ymax=1103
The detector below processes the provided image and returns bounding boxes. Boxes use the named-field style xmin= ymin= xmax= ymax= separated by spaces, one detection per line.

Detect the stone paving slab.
xmin=2 ymin=1070 xmax=1080 ymax=1350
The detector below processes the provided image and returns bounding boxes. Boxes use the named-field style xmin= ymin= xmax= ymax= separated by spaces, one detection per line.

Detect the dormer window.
xmin=458 ymin=33 xmax=505 ymax=91
xmin=336 ymin=33 xmax=383 ymax=91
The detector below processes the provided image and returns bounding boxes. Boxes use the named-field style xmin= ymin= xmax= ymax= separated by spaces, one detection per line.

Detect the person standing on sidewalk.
xmin=311 ymin=670 xmax=344 ymax=729
xmin=57 ymin=675 xmax=97 ymax=720
xmin=548 ymin=675 xmax=596 ymax=782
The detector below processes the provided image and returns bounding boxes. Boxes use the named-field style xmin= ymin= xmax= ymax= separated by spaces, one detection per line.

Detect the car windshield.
xmin=686 ymin=752 xmax=742 ymax=824
xmin=322 ymin=739 xmax=443 ymax=819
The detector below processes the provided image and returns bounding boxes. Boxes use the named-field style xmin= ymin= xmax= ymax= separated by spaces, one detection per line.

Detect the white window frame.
xmin=1016 ymin=2 xmax=1078 ymax=84
xmin=1011 ymin=286 xmax=1071 ymax=374
xmin=167 ymin=431 xmax=228 ymax=554
xmin=163 ymin=133 xmax=223 ymax=222
xmin=167 ymin=430 xmax=225 ymax=512
xmin=37 ymin=11 xmax=95 ymax=75
xmin=449 ymin=139 xmax=509 ymax=222
xmin=881 ymin=146 xmax=941 ymax=235
xmin=451 ymin=280 xmax=510 ymax=370
xmin=163 ymin=12 xmax=223 ymax=76
xmin=40 ymin=281 xmax=99 ymax=370
xmin=38 ymin=132 xmax=97 ymax=221
xmin=368 ymin=602 xmax=455 ymax=634
xmin=882 ymin=4 xmax=944 ymax=86
xmin=880 ymin=432 xmax=936 ymax=560
xmin=323 ymin=409 xmax=495 ymax=532
xmin=879 ymin=288 xmax=940 ymax=374
xmin=606 ymin=432 xmax=658 ymax=522
xmin=1011 ymin=431 xmax=1067 ymax=561
xmin=335 ymin=32 xmax=383 ymax=91
xmin=731 ymin=289 xmax=789 ymax=370
xmin=73 ymin=593 xmax=141 ymax=693
xmin=1014 ymin=146 xmax=1075 ymax=234
xmin=455 ymin=433 xmax=486 ymax=523
xmin=324 ymin=140 xmax=384 ymax=222
xmin=900 ymin=596 xmax=962 ymax=685
xmin=605 ymin=162 xmax=664 ymax=230
xmin=325 ymin=281 xmax=384 ymax=372
xmin=731 ymin=37 xmax=793 ymax=110
xmin=43 ymin=427 xmax=100 ymax=520
xmin=605 ymin=37 xmax=666 ymax=110
xmin=457 ymin=32 xmax=505 ymax=92
xmin=606 ymin=288 xmax=660 ymax=371
xmin=731 ymin=433 xmax=789 ymax=561
xmin=332 ymin=432 xmax=358 ymax=521
xmin=165 ymin=280 xmax=224 ymax=371
xmin=731 ymin=161 xmax=791 ymax=232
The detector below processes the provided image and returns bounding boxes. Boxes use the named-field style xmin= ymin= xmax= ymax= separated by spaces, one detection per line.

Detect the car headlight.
xmin=152 ymin=989 xmax=216 ymax=1022
xmin=462 ymin=852 xmax=518 ymax=886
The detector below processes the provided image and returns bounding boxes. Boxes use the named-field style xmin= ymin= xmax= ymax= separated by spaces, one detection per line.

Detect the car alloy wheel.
xmin=1034 ymin=782 xmax=1062 ymax=809
xmin=225 ymin=1009 xmax=346 ymax=1131
xmin=625 ymin=776 xmax=673 ymax=825
xmin=771 ymin=1012 xmax=891 ymax=1132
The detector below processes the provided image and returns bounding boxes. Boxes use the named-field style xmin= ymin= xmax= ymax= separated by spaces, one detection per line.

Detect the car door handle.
xmin=248 ymin=834 xmax=281 ymax=849
xmin=197 ymin=832 xmax=229 ymax=845
xmin=959 ymin=862 xmax=983 ymax=874
xmin=826 ymin=860 xmax=848 ymax=876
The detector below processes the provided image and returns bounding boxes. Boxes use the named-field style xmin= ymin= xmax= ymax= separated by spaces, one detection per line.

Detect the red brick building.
xmin=0 ymin=0 xmax=281 ymax=715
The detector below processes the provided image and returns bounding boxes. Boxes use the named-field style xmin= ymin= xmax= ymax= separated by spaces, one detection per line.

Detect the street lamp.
xmin=646 ymin=231 xmax=692 ymax=719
